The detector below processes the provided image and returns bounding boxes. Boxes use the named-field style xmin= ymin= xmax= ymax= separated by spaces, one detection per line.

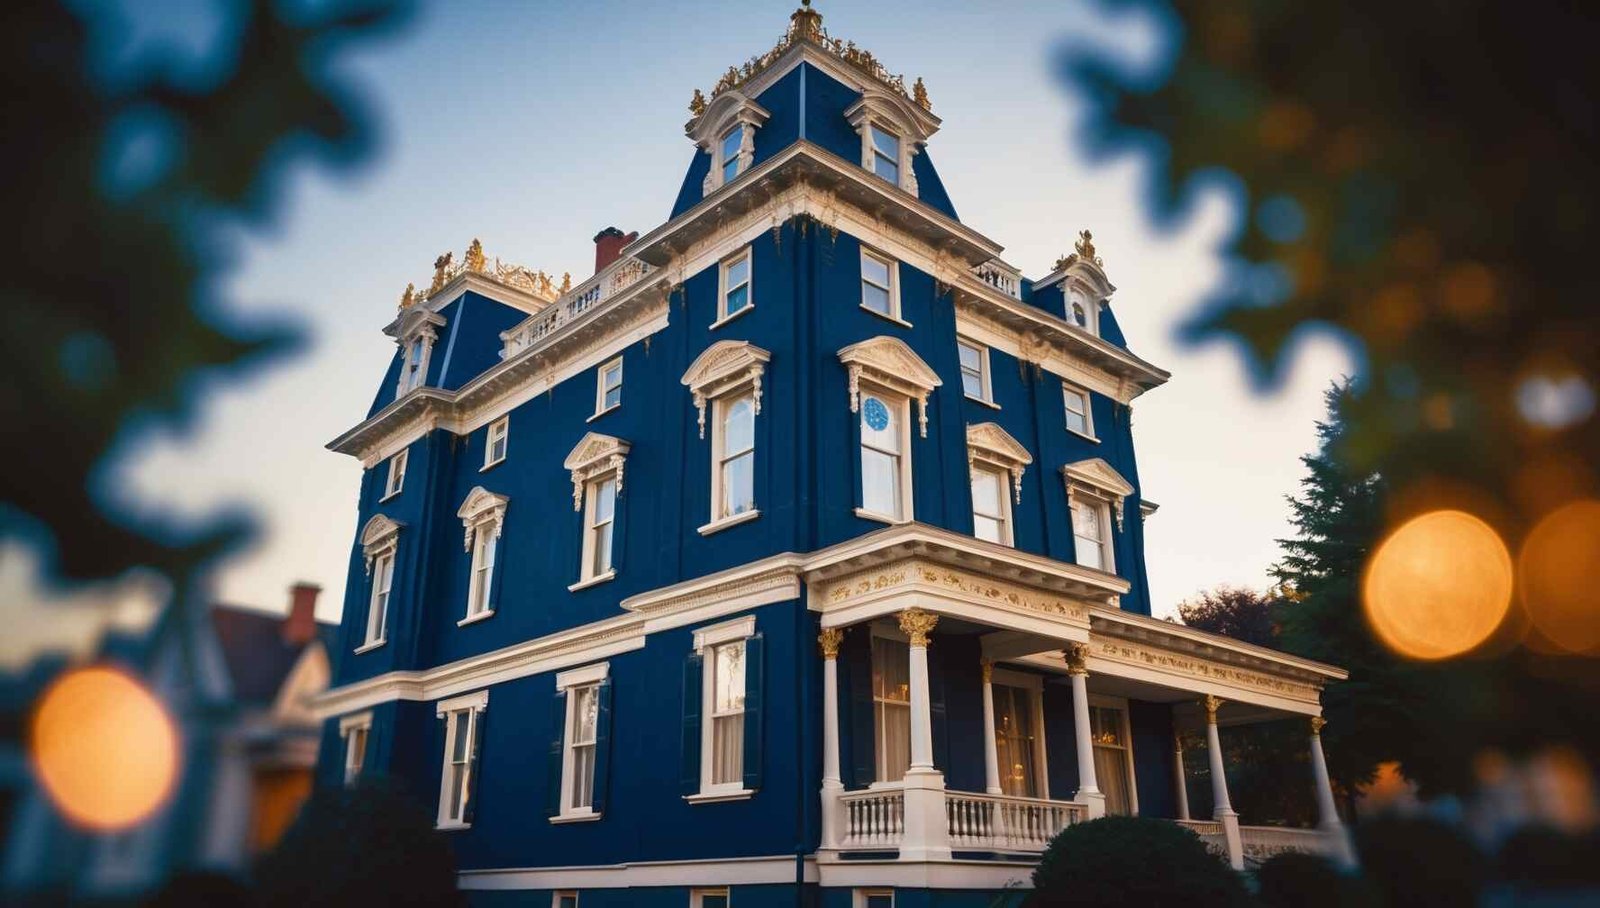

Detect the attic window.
xmin=721 ymin=125 xmax=744 ymax=184
xmin=870 ymin=125 xmax=900 ymax=184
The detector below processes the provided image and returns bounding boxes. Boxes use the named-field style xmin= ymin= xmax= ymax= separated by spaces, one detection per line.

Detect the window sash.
xmin=994 ymin=685 xmax=1040 ymax=798
xmin=386 ymin=451 xmax=407 ymax=497
xmin=958 ymin=341 xmax=986 ymax=399
xmin=1064 ymin=387 xmax=1090 ymax=436
xmin=871 ymin=636 xmax=911 ymax=782
xmin=1072 ymin=501 xmax=1107 ymax=570
xmin=368 ymin=553 xmax=393 ymax=643
xmin=709 ymin=640 xmax=746 ymax=786
xmin=444 ymin=707 xmax=479 ymax=824
xmin=870 ymin=126 xmax=900 ymax=183
xmin=859 ymin=394 xmax=904 ymax=519
xmin=600 ymin=361 xmax=623 ymax=411
xmin=587 ymin=478 xmax=617 ymax=577
xmin=468 ymin=528 xmax=496 ymax=616
xmin=720 ymin=126 xmax=743 ymax=183
xmin=971 ymin=466 xmax=1007 ymax=544
xmin=487 ymin=419 xmax=509 ymax=464
xmin=722 ymin=253 xmax=751 ymax=317
xmin=860 ymin=251 xmax=894 ymax=315
xmin=344 ymin=725 xmax=368 ymax=784
xmin=567 ymin=684 xmax=598 ymax=810
xmin=716 ymin=395 xmax=756 ymax=518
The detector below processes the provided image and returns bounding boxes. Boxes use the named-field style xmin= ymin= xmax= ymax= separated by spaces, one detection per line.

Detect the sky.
xmin=1 ymin=0 xmax=1354 ymax=666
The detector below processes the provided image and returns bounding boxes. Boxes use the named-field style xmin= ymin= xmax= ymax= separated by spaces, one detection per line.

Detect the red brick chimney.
xmin=593 ymin=226 xmax=638 ymax=274
xmin=283 ymin=582 xmax=322 ymax=646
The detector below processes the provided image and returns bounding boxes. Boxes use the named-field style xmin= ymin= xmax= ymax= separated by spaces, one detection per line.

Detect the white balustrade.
xmin=838 ymin=789 xmax=906 ymax=849
xmin=1238 ymin=825 xmax=1337 ymax=865
xmin=944 ymin=792 xmax=1084 ymax=852
xmin=501 ymin=257 xmax=654 ymax=358
xmin=973 ymin=260 xmax=1021 ymax=299
xmin=1174 ymin=818 xmax=1229 ymax=859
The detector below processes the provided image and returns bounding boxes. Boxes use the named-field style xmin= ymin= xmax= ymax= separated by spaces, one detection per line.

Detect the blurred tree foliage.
xmin=1176 ymin=586 xmax=1279 ymax=648
xmin=2 ymin=0 xmax=406 ymax=585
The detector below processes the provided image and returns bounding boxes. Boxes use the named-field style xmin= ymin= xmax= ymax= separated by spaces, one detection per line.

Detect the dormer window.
xmin=385 ymin=307 xmax=445 ymax=397
xmin=690 ymin=92 xmax=769 ymax=197
xmin=401 ymin=337 xmax=429 ymax=392
xmin=720 ymin=125 xmax=744 ymax=184
xmin=870 ymin=125 xmax=900 ymax=184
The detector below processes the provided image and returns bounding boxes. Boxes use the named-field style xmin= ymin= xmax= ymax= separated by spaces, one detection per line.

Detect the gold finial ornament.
xmin=897 ymin=608 xmax=938 ymax=646
xmin=1202 ymin=694 xmax=1224 ymax=723
xmin=913 ymin=77 xmax=930 ymax=111
xmin=559 ymin=272 xmax=572 ymax=294
xmin=1054 ymin=228 xmax=1104 ymax=272
xmin=465 ymin=238 xmax=487 ymax=273
xmin=399 ymin=282 xmax=417 ymax=310
xmin=818 ymin=627 xmax=844 ymax=659
xmin=1063 ymin=642 xmax=1089 ymax=676
xmin=789 ymin=0 xmax=823 ymax=42
xmin=689 ymin=88 xmax=707 ymax=116
xmin=1310 ymin=716 xmax=1327 ymax=736
xmin=429 ymin=251 xmax=453 ymax=295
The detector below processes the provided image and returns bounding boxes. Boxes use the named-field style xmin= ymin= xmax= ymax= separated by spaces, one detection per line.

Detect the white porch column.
xmin=1173 ymin=732 xmax=1191 ymax=821
xmin=1065 ymin=643 xmax=1105 ymax=818
xmin=897 ymin=609 xmax=950 ymax=861
xmin=1310 ymin=717 xmax=1356 ymax=868
xmin=819 ymin=628 xmax=844 ymax=849
xmin=980 ymin=659 xmax=1002 ymax=795
xmin=1203 ymin=695 xmax=1243 ymax=870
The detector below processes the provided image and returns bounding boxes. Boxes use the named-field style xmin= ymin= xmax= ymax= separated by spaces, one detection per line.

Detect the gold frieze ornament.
xmin=1310 ymin=716 xmax=1327 ymax=736
xmin=1202 ymin=693 xmax=1225 ymax=723
xmin=398 ymin=282 xmax=417 ymax=310
xmin=689 ymin=88 xmax=707 ymax=117
xmin=1063 ymin=642 xmax=1090 ymax=676
xmin=818 ymin=627 xmax=845 ymax=659
xmin=429 ymin=251 xmax=453 ymax=296
xmin=897 ymin=608 xmax=939 ymax=646
xmin=559 ymin=272 xmax=572 ymax=295
xmin=913 ymin=77 xmax=930 ymax=111
xmin=465 ymin=238 xmax=487 ymax=273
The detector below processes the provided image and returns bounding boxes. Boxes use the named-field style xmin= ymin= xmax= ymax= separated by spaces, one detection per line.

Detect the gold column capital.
xmin=1063 ymin=641 xmax=1089 ymax=676
xmin=1202 ymin=694 xmax=1224 ymax=723
xmin=980 ymin=658 xmax=993 ymax=682
xmin=818 ymin=627 xmax=845 ymax=659
xmin=897 ymin=608 xmax=938 ymax=646
xmin=1310 ymin=716 xmax=1327 ymax=736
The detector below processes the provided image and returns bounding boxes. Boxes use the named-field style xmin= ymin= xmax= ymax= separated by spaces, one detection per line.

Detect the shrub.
xmin=1253 ymin=851 xmax=1371 ymax=908
xmin=1027 ymin=816 xmax=1250 ymax=908
xmin=1355 ymin=816 xmax=1483 ymax=908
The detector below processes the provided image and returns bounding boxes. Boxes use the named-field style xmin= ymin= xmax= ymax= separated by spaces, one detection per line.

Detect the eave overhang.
xmin=1089 ymin=606 xmax=1349 ymax=685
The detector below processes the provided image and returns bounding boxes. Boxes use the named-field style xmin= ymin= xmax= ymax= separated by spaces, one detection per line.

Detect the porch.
xmin=805 ymin=549 xmax=1351 ymax=873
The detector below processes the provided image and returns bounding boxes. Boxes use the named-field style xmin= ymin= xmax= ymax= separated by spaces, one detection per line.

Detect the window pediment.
xmin=456 ymin=487 xmax=509 ymax=551
xmin=360 ymin=514 xmax=404 ymax=572
xmin=384 ymin=307 xmax=446 ymax=343
xmin=838 ymin=336 xmax=942 ymax=437
xmin=844 ymin=88 xmax=937 ymax=145
xmin=681 ymin=340 xmax=771 ymax=438
xmin=687 ymin=90 xmax=771 ymax=148
xmin=564 ymin=432 xmax=631 ymax=511
xmin=966 ymin=422 xmax=1033 ymax=504
xmin=1062 ymin=458 xmax=1135 ymax=530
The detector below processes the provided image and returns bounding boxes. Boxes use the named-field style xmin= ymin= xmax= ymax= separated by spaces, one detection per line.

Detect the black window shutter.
xmin=545 ymin=690 xmax=566 ymax=817
xmin=741 ymin=632 xmax=764 ymax=791
xmin=464 ymin=707 xmax=486 ymax=824
xmin=591 ymin=678 xmax=613 ymax=814
xmin=680 ymin=652 xmax=704 ymax=795
xmin=845 ymin=629 xmax=875 ymax=788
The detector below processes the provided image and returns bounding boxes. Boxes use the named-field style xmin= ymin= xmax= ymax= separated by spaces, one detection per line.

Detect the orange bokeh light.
xmin=30 ymin=666 xmax=179 ymax=831
xmin=1363 ymin=509 xmax=1513 ymax=660
xmin=1518 ymin=499 xmax=1600 ymax=654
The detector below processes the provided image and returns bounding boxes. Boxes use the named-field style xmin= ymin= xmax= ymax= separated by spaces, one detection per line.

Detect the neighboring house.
xmin=2 ymin=583 xmax=334 ymax=899
xmin=315 ymin=4 xmax=1351 ymax=904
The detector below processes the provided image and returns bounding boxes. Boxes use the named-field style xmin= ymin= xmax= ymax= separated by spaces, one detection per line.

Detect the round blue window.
xmin=863 ymin=397 xmax=891 ymax=432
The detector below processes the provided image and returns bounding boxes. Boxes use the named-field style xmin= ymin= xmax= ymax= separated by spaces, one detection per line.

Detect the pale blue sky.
xmin=3 ymin=0 xmax=1352 ymax=662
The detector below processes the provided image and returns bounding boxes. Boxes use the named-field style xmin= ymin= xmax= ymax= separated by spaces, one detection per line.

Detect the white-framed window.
xmin=720 ymin=124 xmax=744 ymax=184
xmin=554 ymin=661 xmax=608 ymax=821
xmin=596 ymin=358 xmax=623 ymax=415
xmin=957 ymin=338 xmax=990 ymax=403
xmin=485 ymin=416 xmax=509 ymax=468
xmin=383 ymin=450 xmax=407 ymax=499
xmin=692 ymin=889 xmax=730 ymax=908
xmin=855 ymin=889 xmax=895 ymax=908
xmin=339 ymin=712 xmax=373 ymax=786
xmin=365 ymin=550 xmax=394 ymax=647
xmin=565 ymin=434 xmax=629 ymax=589
xmin=870 ymin=124 xmax=900 ymax=184
xmin=1088 ymin=698 xmax=1138 ymax=816
xmin=871 ymin=633 xmax=911 ymax=783
xmin=1067 ymin=289 xmax=1098 ymax=335
xmin=693 ymin=616 xmax=755 ymax=799
xmin=435 ymin=691 xmax=488 ymax=829
xmin=970 ymin=463 xmax=1012 ymax=546
xmin=859 ymin=390 xmax=912 ymax=522
xmin=1072 ymin=498 xmax=1113 ymax=572
xmin=457 ymin=487 xmax=508 ymax=624
xmin=860 ymin=249 xmax=899 ymax=320
xmin=718 ymin=248 xmax=752 ymax=322
xmin=1063 ymin=384 xmax=1095 ymax=439
xmin=990 ymin=670 xmax=1049 ymax=799
xmin=713 ymin=393 xmax=756 ymax=522
xmin=553 ymin=892 xmax=578 ymax=908
xmin=399 ymin=334 xmax=431 ymax=394
xmin=583 ymin=476 xmax=618 ymax=581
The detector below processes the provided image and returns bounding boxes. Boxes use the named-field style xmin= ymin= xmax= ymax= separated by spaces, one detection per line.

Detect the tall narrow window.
xmin=958 ymin=339 xmax=989 ymax=401
xmin=716 ymin=395 xmax=756 ymax=520
xmin=720 ymin=249 xmax=751 ymax=321
xmin=366 ymin=551 xmax=393 ymax=646
xmin=435 ymin=693 xmax=487 ymax=828
xmin=587 ymin=477 xmax=617 ymax=578
xmin=860 ymin=250 xmax=896 ymax=318
xmin=709 ymin=639 xmax=746 ymax=787
xmin=870 ymin=125 xmax=900 ymax=183
xmin=1063 ymin=385 xmax=1093 ymax=438
xmin=993 ymin=684 xmax=1040 ymax=798
xmin=384 ymin=450 xmax=407 ymax=499
xmin=457 ymin=487 xmax=508 ymax=623
xmin=859 ymin=393 xmax=906 ymax=520
xmin=565 ymin=433 xmax=629 ymax=587
xmin=401 ymin=336 xmax=428 ymax=392
xmin=567 ymin=683 xmax=599 ymax=811
xmin=871 ymin=635 xmax=911 ymax=783
xmin=720 ymin=125 xmax=744 ymax=184
xmin=596 ymin=358 xmax=623 ymax=414
xmin=1072 ymin=499 xmax=1109 ymax=571
xmin=1090 ymin=704 xmax=1134 ymax=816
xmin=466 ymin=524 xmax=497 ymax=619
xmin=340 ymin=713 xmax=372 ymax=786
xmin=485 ymin=416 xmax=509 ymax=467
xmin=970 ymin=465 xmax=1010 ymax=545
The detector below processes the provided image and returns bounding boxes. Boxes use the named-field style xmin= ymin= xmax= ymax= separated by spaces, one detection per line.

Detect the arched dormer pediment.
xmin=838 ymin=336 xmax=942 ymax=437
xmin=966 ymin=422 xmax=1033 ymax=503
xmin=844 ymin=87 xmax=939 ymax=145
xmin=383 ymin=306 xmax=446 ymax=343
xmin=359 ymin=513 xmax=404 ymax=572
xmin=681 ymin=340 xmax=772 ymax=438
xmin=687 ymin=90 xmax=772 ymax=148
xmin=563 ymin=432 xmax=632 ymax=511
xmin=456 ymin=486 xmax=509 ymax=551
xmin=1062 ymin=457 xmax=1135 ymax=530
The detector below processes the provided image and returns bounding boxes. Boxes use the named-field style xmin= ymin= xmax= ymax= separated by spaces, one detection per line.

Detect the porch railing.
xmin=946 ymin=792 xmax=1084 ymax=852
xmin=1174 ymin=818 xmax=1229 ymax=859
xmin=1239 ymin=825 xmax=1334 ymax=865
xmin=839 ymin=789 xmax=904 ymax=849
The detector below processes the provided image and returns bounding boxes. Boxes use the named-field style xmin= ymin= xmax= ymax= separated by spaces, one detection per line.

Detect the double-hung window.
xmin=466 ymin=524 xmax=497 ymax=619
xmin=400 ymin=336 xmax=429 ymax=393
xmin=567 ymin=684 xmax=599 ymax=810
xmin=958 ymin=338 xmax=990 ymax=402
xmin=553 ymin=893 xmax=578 ymax=908
xmin=689 ymin=616 xmax=760 ymax=801
xmin=990 ymin=675 xmax=1047 ymax=799
xmin=1072 ymin=499 xmax=1111 ymax=571
xmin=551 ymin=662 xmax=611 ymax=822
xmin=586 ymin=478 xmax=617 ymax=578
xmin=683 ymin=341 xmax=770 ymax=534
xmin=1063 ymin=384 xmax=1094 ymax=438
xmin=715 ymin=395 xmax=756 ymax=521
xmin=366 ymin=551 xmax=393 ymax=645
xmin=485 ymin=416 xmax=509 ymax=468
xmin=970 ymin=465 xmax=1011 ymax=545
xmin=871 ymin=634 xmax=911 ymax=783
xmin=383 ymin=450 xmax=407 ymax=499
xmin=719 ymin=249 xmax=751 ymax=322
xmin=596 ymin=358 xmax=623 ymax=415
xmin=859 ymin=391 xmax=909 ymax=521
xmin=435 ymin=691 xmax=487 ymax=829
xmin=565 ymin=433 xmax=629 ymax=588
xmin=870 ymin=125 xmax=900 ymax=184
xmin=340 ymin=712 xmax=372 ymax=786
xmin=457 ymin=487 xmax=508 ymax=623
xmin=1089 ymin=702 xmax=1136 ymax=815
xmin=860 ymin=249 xmax=898 ymax=319
xmin=708 ymin=639 xmax=747 ymax=787
xmin=720 ymin=125 xmax=744 ymax=185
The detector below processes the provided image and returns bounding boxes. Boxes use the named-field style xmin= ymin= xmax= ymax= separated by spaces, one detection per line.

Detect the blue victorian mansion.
xmin=315 ymin=4 xmax=1351 ymax=905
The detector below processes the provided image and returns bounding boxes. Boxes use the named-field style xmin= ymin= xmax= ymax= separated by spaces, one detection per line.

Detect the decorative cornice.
xmin=818 ymin=627 xmax=845 ymax=659
xmin=897 ymin=607 xmax=938 ymax=646
xmin=966 ymin=422 xmax=1032 ymax=504
xmin=456 ymin=487 xmax=509 ymax=551
xmin=838 ymin=335 xmax=942 ymax=437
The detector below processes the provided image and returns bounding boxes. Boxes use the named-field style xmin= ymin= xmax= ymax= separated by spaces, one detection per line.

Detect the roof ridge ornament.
xmin=1054 ymin=228 xmax=1104 ymax=272
xmin=401 ymin=240 xmax=562 ymax=309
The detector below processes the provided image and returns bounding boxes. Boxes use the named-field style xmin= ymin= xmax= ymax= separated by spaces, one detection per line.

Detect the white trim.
xmin=460 ymin=855 xmax=819 ymax=891
xmin=382 ymin=449 xmax=408 ymax=500
xmin=683 ymin=788 xmax=755 ymax=805
xmin=956 ymin=336 xmax=992 ymax=405
xmin=567 ymin=570 xmax=618 ymax=593
xmin=456 ymin=610 xmax=495 ymax=627
xmin=594 ymin=356 xmax=623 ymax=417
xmin=717 ymin=246 xmax=753 ymax=323
xmin=353 ymin=638 xmax=386 ymax=655
xmin=436 ymin=690 xmax=489 ymax=715
xmin=691 ymin=887 xmax=731 ymax=908
xmin=859 ymin=247 xmax=902 ymax=322
xmin=815 ymin=856 xmax=1035 ymax=891
xmin=484 ymin=416 xmax=509 ymax=469
xmin=1061 ymin=382 xmax=1096 ymax=442
xmin=1087 ymin=693 xmax=1140 ymax=816
xmin=555 ymin=661 xmax=610 ymax=690
xmin=434 ymin=692 xmax=487 ymax=829
xmin=693 ymin=615 xmax=756 ymax=651
xmin=698 ymin=508 xmax=762 ymax=536
xmin=556 ymin=676 xmax=604 ymax=821
xmin=854 ymin=889 xmax=895 ymax=908
xmin=694 ymin=616 xmax=756 ymax=799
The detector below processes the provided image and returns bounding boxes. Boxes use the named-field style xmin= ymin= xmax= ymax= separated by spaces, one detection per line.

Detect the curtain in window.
xmin=570 ymin=685 xmax=598 ymax=809
xmin=993 ymin=684 xmax=1038 ymax=797
xmin=871 ymin=636 xmax=911 ymax=782
xmin=1090 ymin=706 xmax=1132 ymax=815
xmin=711 ymin=641 xmax=746 ymax=785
